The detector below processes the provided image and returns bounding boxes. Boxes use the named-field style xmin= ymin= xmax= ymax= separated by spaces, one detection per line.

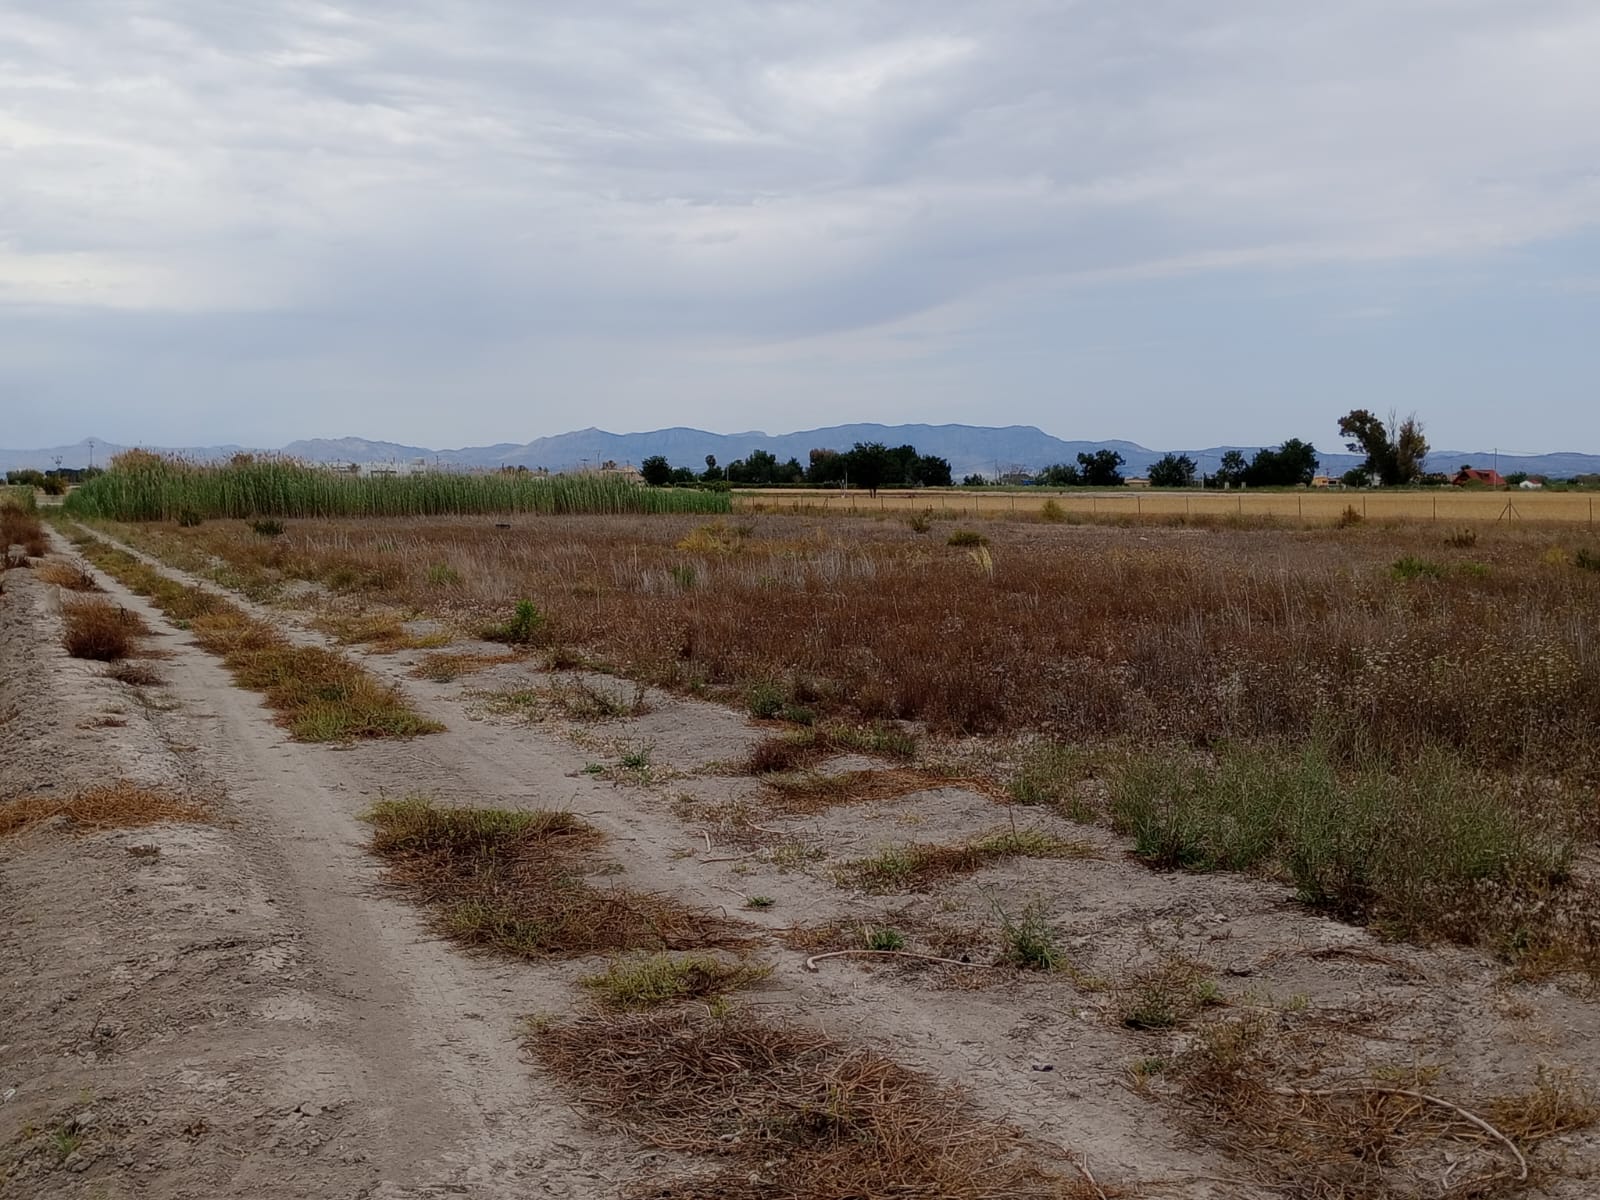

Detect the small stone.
xmin=65 ymin=1153 xmax=89 ymax=1173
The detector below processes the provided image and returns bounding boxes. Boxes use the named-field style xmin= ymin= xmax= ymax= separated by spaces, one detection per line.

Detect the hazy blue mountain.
xmin=5 ymin=425 xmax=1598 ymax=480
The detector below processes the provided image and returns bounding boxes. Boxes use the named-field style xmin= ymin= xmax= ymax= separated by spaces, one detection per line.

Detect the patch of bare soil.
xmin=22 ymin=525 xmax=1600 ymax=1200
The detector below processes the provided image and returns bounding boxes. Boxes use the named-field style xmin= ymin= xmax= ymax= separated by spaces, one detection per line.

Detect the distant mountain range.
xmin=5 ymin=425 xmax=1596 ymax=481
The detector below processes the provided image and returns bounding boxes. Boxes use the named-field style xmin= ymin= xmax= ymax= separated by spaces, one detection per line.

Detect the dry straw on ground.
xmin=529 ymin=1007 xmax=1111 ymax=1200
xmin=0 ymin=782 xmax=209 ymax=838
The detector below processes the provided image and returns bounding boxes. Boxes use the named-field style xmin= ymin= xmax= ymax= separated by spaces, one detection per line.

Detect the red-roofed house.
xmin=1451 ymin=468 xmax=1506 ymax=488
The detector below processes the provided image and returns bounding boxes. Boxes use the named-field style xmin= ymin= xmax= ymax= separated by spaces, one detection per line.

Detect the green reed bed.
xmin=64 ymin=458 xmax=729 ymax=521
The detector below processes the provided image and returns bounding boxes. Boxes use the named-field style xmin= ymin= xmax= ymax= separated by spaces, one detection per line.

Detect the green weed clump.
xmin=841 ymin=830 xmax=1092 ymax=894
xmin=484 ymin=599 xmax=545 ymax=645
xmin=1391 ymin=555 xmax=1444 ymax=580
xmin=1108 ymin=741 xmax=1573 ymax=942
xmin=997 ymin=903 xmax=1060 ymax=971
xmin=1009 ymin=742 xmax=1094 ymax=819
xmin=579 ymin=953 xmax=772 ymax=1010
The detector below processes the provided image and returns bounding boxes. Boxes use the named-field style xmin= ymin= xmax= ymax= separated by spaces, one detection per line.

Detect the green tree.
xmin=1147 ymin=453 xmax=1197 ymax=488
xmin=639 ymin=455 xmax=672 ymax=487
xmin=844 ymin=442 xmax=892 ymax=494
xmin=701 ymin=454 xmax=721 ymax=483
xmin=806 ymin=448 xmax=845 ymax=485
xmin=1338 ymin=409 xmax=1428 ymax=486
xmin=1211 ymin=450 xmax=1249 ymax=488
xmin=961 ymin=473 xmax=988 ymax=487
xmin=915 ymin=455 xmax=953 ymax=487
xmin=726 ymin=448 xmax=781 ymax=485
xmin=1037 ymin=462 xmax=1081 ymax=487
xmin=1244 ymin=439 xmax=1319 ymax=487
xmin=1076 ymin=449 xmax=1125 ymax=487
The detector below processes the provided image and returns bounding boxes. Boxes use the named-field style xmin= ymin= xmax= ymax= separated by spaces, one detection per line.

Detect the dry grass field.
xmin=12 ymin=499 xmax=1600 ymax=1199
xmin=739 ymin=486 xmax=1600 ymax=527
xmin=88 ymin=510 xmax=1600 ymax=766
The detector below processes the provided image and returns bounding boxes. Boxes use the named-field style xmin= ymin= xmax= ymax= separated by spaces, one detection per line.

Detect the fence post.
xmin=1363 ymin=496 xmax=1367 ymax=519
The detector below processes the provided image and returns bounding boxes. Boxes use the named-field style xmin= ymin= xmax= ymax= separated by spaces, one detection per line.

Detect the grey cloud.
xmin=2 ymin=1 xmax=1598 ymax=447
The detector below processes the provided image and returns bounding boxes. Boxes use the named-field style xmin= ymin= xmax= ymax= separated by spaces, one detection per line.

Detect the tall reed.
xmin=64 ymin=457 xmax=729 ymax=521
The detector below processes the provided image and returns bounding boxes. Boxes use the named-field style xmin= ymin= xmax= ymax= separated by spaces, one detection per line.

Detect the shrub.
xmin=250 ymin=518 xmax=285 ymax=537
xmin=946 ymin=529 xmax=987 ymax=547
xmin=866 ymin=927 xmax=906 ymax=952
xmin=997 ymin=903 xmax=1060 ymax=970
xmin=1336 ymin=504 xmax=1364 ymax=527
xmin=484 ymin=599 xmax=545 ymax=645
xmin=904 ymin=511 xmax=932 ymax=534
xmin=1444 ymin=527 xmax=1478 ymax=549
xmin=62 ymin=598 xmax=142 ymax=661
xmin=1391 ymin=555 xmax=1444 ymax=580
xmin=0 ymin=506 xmax=48 ymax=558
xmin=1009 ymin=742 xmax=1093 ymax=819
xmin=1039 ymin=498 xmax=1066 ymax=524
xmin=747 ymin=680 xmax=785 ymax=719
xmin=1108 ymin=741 xmax=1572 ymax=940
xmin=1575 ymin=547 xmax=1600 ymax=572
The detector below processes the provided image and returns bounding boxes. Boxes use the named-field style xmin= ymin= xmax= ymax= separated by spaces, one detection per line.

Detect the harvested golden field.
xmin=738 ymin=485 xmax=1600 ymax=527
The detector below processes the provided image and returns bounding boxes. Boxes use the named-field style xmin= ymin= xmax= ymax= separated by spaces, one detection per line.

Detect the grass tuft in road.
xmin=0 ymin=782 xmax=209 ymax=839
xmin=578 ymin=953 xmax=771 ymax=1010
xmin=840 ymin=829 xmax=1096 ymax=894
xmin=365 ymin=797 xmax=750 ymax=959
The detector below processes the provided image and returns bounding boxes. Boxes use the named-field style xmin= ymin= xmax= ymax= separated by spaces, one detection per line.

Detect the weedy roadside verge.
xmin=61 ymin=525 xmax=440 ymax=741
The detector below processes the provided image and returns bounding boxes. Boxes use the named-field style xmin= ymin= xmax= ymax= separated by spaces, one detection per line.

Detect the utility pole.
xmin=88 ymin=438 xmax=96 ymax=469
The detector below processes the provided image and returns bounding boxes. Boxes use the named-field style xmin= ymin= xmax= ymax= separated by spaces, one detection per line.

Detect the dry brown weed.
xmin=0 ymin=783 xmax=208 ymax=838
xmin=529 ymin=1007 xmax=1112 ymax=1200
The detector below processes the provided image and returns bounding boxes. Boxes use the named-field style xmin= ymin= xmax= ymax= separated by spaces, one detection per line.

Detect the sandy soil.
xmin=4 ymin=525 xmax=1598 ymax=1199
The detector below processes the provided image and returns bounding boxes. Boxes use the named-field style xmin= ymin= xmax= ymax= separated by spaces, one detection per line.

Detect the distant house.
xmin=1452 ymin=468 xmax=1506 ymax=488
xmin=1519 ymin=478 xmax=1545 ymax=490
xmin=1311 ymin=475 xmax=1336 ymax=489
xmin=1125 ymin=476 xmax=1151 ymax=489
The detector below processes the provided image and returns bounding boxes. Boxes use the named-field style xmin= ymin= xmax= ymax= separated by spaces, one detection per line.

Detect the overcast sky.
xmin=4 ymin=1 xmax=1598 ymax=452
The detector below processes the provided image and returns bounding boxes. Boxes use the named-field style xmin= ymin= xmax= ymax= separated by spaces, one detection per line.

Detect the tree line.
xmin=635 ymin=411 xmax=1589 ymax=491
xmin=642 ymin=442 xmax=951 ymax=493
